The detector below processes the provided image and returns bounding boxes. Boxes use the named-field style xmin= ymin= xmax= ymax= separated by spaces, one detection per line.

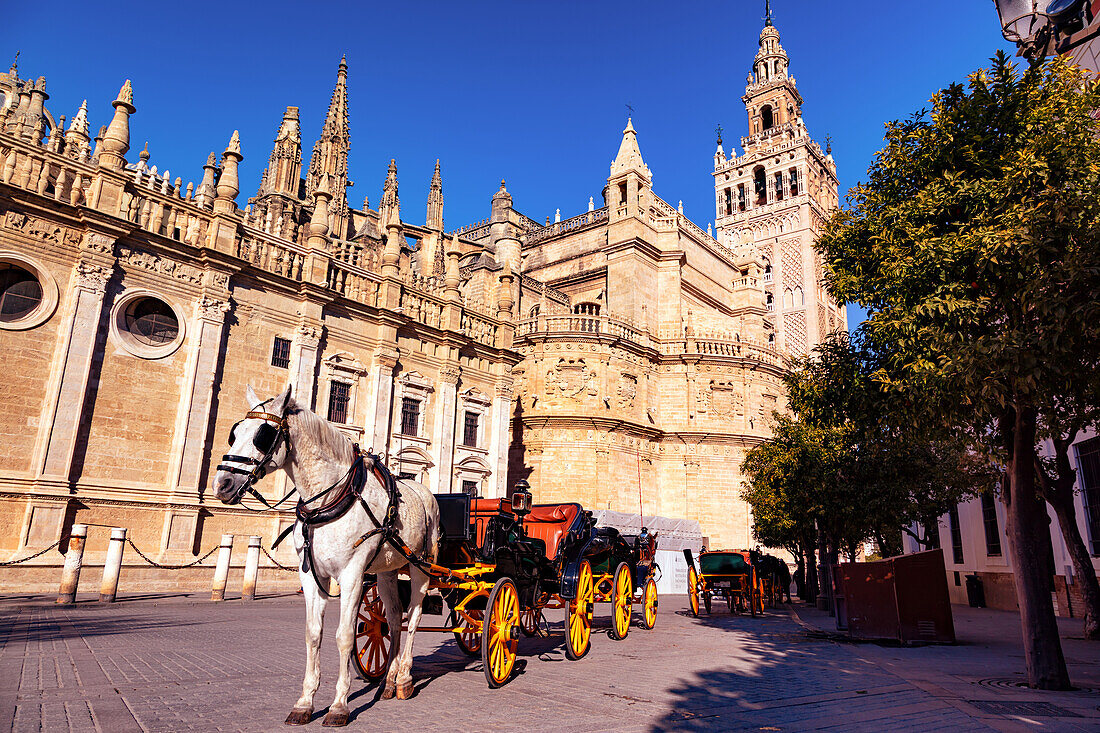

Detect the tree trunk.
xmin=816 ymin=526 xmax=830 ymax=611
xmin=1050 ymin=500 xmax=1100 ymax=640
xmin=1002 ymin=408 xmax=1071 ymax=689
xmin=803 ymin=538 xmax=818 ymax=603
xmin=793 ymin=547 xmax=807 ymax=600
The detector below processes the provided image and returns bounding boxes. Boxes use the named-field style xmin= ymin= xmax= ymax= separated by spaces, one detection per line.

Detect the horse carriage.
xmin=212 ymin=385 xmax=660 ymax=725
xmin=353 ymin=484 xmax=661 ymax=689
xmin=683 ymin=548 xmax=764 ymax=616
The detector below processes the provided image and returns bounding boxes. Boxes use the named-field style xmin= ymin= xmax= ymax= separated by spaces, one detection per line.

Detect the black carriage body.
xmin=433 ymin=493 xmax=546 ymax=610
xmin=523 ymin=503 xmax=593 ymax=601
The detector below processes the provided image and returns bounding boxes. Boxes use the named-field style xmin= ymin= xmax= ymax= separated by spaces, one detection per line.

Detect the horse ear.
xmin=272 ymin=383 xmax=293 ymax=414
xmin=245 ymin=384 xmax=261 ymax=408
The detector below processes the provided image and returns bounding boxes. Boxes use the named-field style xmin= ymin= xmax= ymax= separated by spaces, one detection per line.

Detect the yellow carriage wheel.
xmin=352 ymin=582 xmax=391 ymax=681
xmin=687 ymin=566 xmax=700 ymax=617
xmin=610 ymin=562 xmax=632 ymax=641
xmin=481 ymin=578 xmax=520 ymax=688
xmin=453 ymin=608 xmax=483 ymax=656
xmin=641 ymin=577 xmax=658 ymax=630
xmin=565 ymin=560 xmax=594 ymax=660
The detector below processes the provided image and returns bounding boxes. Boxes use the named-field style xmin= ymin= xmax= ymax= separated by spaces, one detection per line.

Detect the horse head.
xmin=213 ymin=384 xmax=292 ymax=504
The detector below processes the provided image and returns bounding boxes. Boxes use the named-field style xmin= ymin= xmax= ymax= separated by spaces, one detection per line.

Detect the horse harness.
xmin=220 ymin=407 xmax=430 ymax=598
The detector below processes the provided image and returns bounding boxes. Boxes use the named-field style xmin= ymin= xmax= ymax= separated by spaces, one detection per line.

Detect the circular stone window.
xmin=0 ymin=264 xmax=42 ymax=322
xmin=0 ymin=254 xmax=59 ymax=331
xmin=111 ymin=291 xmax=185 ymax=358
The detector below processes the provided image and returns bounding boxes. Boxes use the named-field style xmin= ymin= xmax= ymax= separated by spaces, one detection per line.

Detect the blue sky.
xmin=8 ymin=1 xmax=1015 ymax=323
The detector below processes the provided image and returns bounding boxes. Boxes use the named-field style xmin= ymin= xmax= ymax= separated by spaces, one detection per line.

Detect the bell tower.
xmin=712 ymin=9 xmax=845 ymax=355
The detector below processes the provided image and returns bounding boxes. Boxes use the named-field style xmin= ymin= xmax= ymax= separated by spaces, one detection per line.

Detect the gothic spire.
xmin=609 ymin=117 xmax=651 ymax=182
xmin=764 ymin=0 xmax=772 ymax=27
xmin=425 ymin=159 xmax=443 ymax=230
xmin=263 ymin=106 xmax=302 ymax=197
xmin=306 ymin=57 xmax=350 ymax=231
xmin=378 ymin=158 xmax=399 ymax=228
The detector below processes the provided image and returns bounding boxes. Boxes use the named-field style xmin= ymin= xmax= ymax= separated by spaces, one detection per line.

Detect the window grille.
xmin=980 ymin=493 xmax=1002 ymax=557
xmin=461 ymin=480 xmax=478 ymax=497
xmin=401 ymin=397 xmax=420 ymax=437
xmin=271 ymin=337 xmax=291 ymax=369
xmin=1074 ymin=437 xmax=1100 ymax=555
xmin=948 ymin=506 xmax=964 ymax=564
xmin=327 ymin=382 xmax=350 ymax=424
xmin=463 ymin=411 xmax=479 ymax=447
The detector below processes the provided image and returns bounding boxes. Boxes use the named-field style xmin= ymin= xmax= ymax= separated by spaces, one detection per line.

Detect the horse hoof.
xmin=285 ymin=708 xmax=313 ymax=726
xmin=380 ymin=685 xmax=395 ymax=700
xmin=321 ymin=710 xmax=349 ymax=727
xmin=396 ymin=680 xmax=415 ymax=700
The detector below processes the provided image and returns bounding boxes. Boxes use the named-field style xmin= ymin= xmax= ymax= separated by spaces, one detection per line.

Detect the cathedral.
xmin=0 ymin=17 xmax=841 ymax=590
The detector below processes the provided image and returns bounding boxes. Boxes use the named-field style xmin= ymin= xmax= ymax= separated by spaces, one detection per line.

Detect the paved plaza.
xmin=1 ymin=592 xmax=1098 ymax=732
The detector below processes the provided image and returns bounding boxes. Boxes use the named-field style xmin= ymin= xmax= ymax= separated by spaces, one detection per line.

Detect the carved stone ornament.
xmin=3 ymin=210 xmax=82 ymax=246
xmin=696 ymin=379 xmax=744 ymax=419
xmin=195 ymin=295 xmax=230 ymax=322
xmin=118 ymin=245 xmax=203 ymax=284
xmin=295 ymin=321 xmax=323 ymax=348
xmin=73 ymin=260 xmax=111 ymax=293
xmin=545 ymin=358 xmax=597 ymax=400
xmin=616 ymin=372 xmax=638 ymax=409
xmin=81 ymin=231 xmax=115 ymax=254
xmin=460 ymin=386 xmax=493 ymax=406
xmin=205 ymin=270 xmax=230 ymax=290
xmin=324 ymin=351 xmax=367 ymax=377
xmin=438 ymin=364 xmax=461 ymax=385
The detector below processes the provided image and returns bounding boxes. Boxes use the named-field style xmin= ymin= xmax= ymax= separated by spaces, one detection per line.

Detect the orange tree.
xmin=818 ymin=54 xmax=1100 ymax=688
xmin=741 ymin=333 xmax=989 ymax=597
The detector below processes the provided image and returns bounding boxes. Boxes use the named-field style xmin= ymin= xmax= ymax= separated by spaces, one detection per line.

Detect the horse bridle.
xmin=217 ymin=401 xmax=289 ymax=505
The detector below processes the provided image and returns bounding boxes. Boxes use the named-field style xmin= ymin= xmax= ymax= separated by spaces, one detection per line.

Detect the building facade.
xmin=907 ymin=429 xmax=1100 ymax=618
xmin=0 ymin=17 xmax=839 ymax=590
xmin=0 ymin=58 xmax=520 ymax=590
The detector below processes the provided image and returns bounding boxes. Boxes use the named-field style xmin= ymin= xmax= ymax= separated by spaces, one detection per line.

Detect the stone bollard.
xmin=56 ymin=524 xmax=88 ymax=604
xmin=211 ymin=534 xmax=234 ymax=601
xmin=98 ymin=527 xmax=127 ymax=603
xmin=242 ymin=536 xmax=261 ymax=601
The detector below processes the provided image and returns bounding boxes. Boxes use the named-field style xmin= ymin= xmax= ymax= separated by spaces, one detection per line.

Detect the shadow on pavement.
xmin=0 ymin=612 xmax=204 ymax=641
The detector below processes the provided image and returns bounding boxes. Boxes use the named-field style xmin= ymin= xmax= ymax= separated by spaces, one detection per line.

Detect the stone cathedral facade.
xmin=0 ymin=19 xmax=840 ymax=589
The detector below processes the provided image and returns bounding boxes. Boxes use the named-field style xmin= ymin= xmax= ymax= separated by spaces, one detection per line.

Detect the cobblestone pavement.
xmin=1 ymin=592 xmax=1098 ymax=732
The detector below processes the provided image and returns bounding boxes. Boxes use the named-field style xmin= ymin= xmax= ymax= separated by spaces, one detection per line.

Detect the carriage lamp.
xmin=992 ymin=0 xmax=1092 ymax=62
xmin=510 ymin=480 xmax=533 ymax=517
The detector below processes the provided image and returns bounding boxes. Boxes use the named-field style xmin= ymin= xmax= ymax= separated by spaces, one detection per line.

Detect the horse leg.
xmin=393 ymin=565 xmax=430 ymax=700
xmin=376 ymin=570 xmax=403 ymax=700
xmin=321 ymin=569 xmax=365 ymax=728
xmin=287 ymin=571 xmax=327 ymax=725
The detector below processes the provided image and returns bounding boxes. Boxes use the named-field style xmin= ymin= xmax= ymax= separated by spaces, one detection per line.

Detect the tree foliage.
xmin=815 ymin=53 xmax=1100 ymax=689
xmin=741 ymin=333 xmax=993 ymax=560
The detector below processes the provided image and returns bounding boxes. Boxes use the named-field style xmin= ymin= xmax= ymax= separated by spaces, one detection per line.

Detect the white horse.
xmin=213 ymin=385 xmax=439 ymax=727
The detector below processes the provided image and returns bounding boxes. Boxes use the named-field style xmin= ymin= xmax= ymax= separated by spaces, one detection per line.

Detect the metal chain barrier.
xmin=0 ymin=540 xmax=60 ymax=566
xmin=125 ymin=539 xmax=219 ymax=569
xmin=261 ymin=545 xmax=298 ymax=572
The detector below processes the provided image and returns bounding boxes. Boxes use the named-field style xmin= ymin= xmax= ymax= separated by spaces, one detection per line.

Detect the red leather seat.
xmin=524 ymin=504 xmax=580 ymax=561
xmin=470 ymin=498 xmax=512 ymax=548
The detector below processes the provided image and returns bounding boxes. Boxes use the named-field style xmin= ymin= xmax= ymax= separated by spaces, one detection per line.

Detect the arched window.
xmin=763 ymin=263 xmax=773 ymax=283
xmin=783 ymin=288 xmax=794 ymax=309
xmin=794 ymin=286 xmax=804 ymax=306
xmin=761 ymin=105 xmax=774 ymax=131
xmin=766 ymin=292 xmax=774 ymax=312
xmin=753 ymin=166 xmax=767 ymax=206
xmin=528 ymin=304 xmax=540 ymax=319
